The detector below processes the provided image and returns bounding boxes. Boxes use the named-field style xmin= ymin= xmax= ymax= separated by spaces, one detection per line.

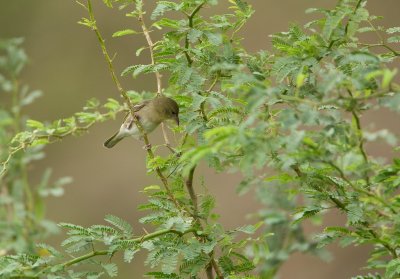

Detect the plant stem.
xmin=326 ymin=161 xmax=397 ymax=214
xmin=87 ymin=2 xmax=224 ymax=277
xmin=32 ymin=228 xmax=196 ymax=277
xmin=344 ymin=0 xmax=364 ymax=35
xmin=360 ymin=43 xmax=400 ymax=57
xmin=11 ymin=77 xmax=35 ymax=250
xmin=137 ymin=3 xmax=174 ymax=150
xmin=346 ymin=90 xmax=370 ymax=185
xmin=293 ymin=165 xmax=398 ymax=259
xmin=185 ymin=166 xmax=198 ymax=216
xmin=206 ymin=264 xmax=214 ymax=279
xmin=184 ymin=2 xmax=206 ymax=66
xmin=184 ymin=165 xmax=224 ymax=278
xmin=86 ymin=0 xmax=180 ymax=209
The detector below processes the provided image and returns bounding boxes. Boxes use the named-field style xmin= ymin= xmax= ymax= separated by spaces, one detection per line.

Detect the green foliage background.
xmin=0 ymin=0 xmax=400 ymax=278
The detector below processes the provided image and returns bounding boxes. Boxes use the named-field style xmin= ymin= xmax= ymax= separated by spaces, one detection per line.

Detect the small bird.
xmin=104 ymin=96 xmax=179 ymax=148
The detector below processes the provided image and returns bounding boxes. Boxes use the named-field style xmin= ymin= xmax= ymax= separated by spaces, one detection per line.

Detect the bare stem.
xmin=206 ymin=264 xmax=214 ymax=279
xmin=185 ymin=166 xmax=198 ymax=217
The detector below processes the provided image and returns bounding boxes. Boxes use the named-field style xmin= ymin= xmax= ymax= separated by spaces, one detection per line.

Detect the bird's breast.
xmin=140 ymin=118 xmax=160 ymax=133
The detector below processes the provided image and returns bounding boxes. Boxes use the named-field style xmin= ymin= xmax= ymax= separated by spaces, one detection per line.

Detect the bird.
xmin=104 ymin=96 xmax=179 ymax=148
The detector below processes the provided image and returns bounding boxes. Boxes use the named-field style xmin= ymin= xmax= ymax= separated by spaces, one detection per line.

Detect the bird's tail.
xmin=103 ymin=132 xmax=123 ymax=148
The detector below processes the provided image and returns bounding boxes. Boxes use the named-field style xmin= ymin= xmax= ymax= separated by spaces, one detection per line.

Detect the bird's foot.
xmin=165 ymin=143 xmax=178 ymax=155
xmin=143 ymin=143 xmax=152 ymax=151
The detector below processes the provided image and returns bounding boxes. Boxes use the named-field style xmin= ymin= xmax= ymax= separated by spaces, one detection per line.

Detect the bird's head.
xmin=155 ymin=96 xmax=179 ymax=126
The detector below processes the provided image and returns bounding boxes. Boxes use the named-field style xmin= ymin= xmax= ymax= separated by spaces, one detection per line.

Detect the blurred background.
xmin=0 ymin=0 xmax=399 ymax=278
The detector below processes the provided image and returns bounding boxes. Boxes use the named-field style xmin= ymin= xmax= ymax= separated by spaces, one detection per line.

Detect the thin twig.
xmin=185 ymin=166 xmax=198 ymax=217
xmin=199 ymin=75 xmax=219 ymax=122
xmin=179 ymin=4 xmax=224 ymax=276
xmin=292 ymin=165 xmax=398 ymax=259
xmin=326 ymin=161 xmax=397 ymax=214
xmin=345 ymin=0 xmax=364 ymax=36
xmin=359 ymin=43 xmax=400 ymax=57
xmin=185 ymin=165 xmax=224 ymax=278
xmin=86 ymin=0 xmax=180 ymax=208
xmin=136 ymin=4 xmax=173 ymax=149
xmin=184 ymin=2 xmax=206 ymax=66
xmin=346 ymin=89 xmax=370 ymax=185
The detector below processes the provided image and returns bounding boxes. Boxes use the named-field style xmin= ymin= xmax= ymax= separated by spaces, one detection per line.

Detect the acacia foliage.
xmin=1 ymin=0 xmax=400 ymax=278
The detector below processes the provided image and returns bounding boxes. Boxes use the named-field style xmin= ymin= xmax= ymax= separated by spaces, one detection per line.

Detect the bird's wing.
xmin=121 ymin=100 xmax=150 ymax=129
xmin=133 ymin=100 xmax=150 ymax=112
xmin=120 ymin=100 xmax=151 ymax=129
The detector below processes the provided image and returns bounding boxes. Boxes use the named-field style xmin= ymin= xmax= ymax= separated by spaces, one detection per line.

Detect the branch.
xmin=200 ymin=75 xmax=219 ymax=122
xmin=137 ymin=3 xmax=173 ymax=149
xmin=87 ymin=2 xmax=224 ymax=277
xmin=86 ymin=0 xmax=180 ymax=208
xmin=0 ymin=107 xmax=124 ymax=181
xmin=184 ymin=2 xmax=206 ymax=66
xmin=292 ymin=165 xmax=398 ymax=259
xmin=32 ymin=228 xmax=195 ymax=277
xmin=326 ymin=161 xmax=397 ymax=214
xmin=346 ymin=90 xmax=370 ymax=185
xmin=359 ymin=43 xmax=400 ymax=57
xmin=185 ymin=166 xmax=198 ymax=217
xmin=345 ymin=0 xmax=365 ymax=36
xmin=184 ymin=165 xmax=224 ymax=279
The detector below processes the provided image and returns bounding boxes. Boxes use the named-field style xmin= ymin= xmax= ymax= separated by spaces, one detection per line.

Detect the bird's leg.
xmin=165 ymin=144 xmax=178 ymax=154
xmin=161 ymin=122 xmax=179 ymax=155
xmin=161 ymin=123 xmax=170 ymax=145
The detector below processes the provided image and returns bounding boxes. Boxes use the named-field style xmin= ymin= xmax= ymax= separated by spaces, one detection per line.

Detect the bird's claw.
xmin=143 ymin=143 xmax=152 ymax=151
xmin=165 ymin=143 xmax=177 ymax=154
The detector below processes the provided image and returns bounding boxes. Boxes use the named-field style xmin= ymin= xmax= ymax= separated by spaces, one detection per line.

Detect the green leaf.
xmin=387 ymin=35 xmax=400 ymax=43
xmin=346 ymin=203 xmax=363 ymax=224
xmin=123 ymin=249 xmax=138 ymax=263
xmin=205 ymin=32 xmax=223 ymax=46
xmin=386 ymin=27 xmax=400 ymax=34
xmin=385 ymin=259 xmax=400 ymax=278
xmin=236 ymin=222 xmax=263 ymax=234
xmin=102 ymin=263 xmax=118 ymax=277
xmin=324 ymin=226 xmax=352 ymax=235
xmin=151 ymin=1 xmax=180 ymax=20
xmin=112 ymin=29 xmax=138 ymax=37
xmin=104 ymin=215 xmax=133 ymax=236
xmin=187 ymin=29 xmax=203 ymax=43
xmin=293 ymin=207 xmax=320 ymax=224
xmin=26 ymin=119 xmax=44 ymax=129
xmin=102 ymin=0 xmax=113 ymax=8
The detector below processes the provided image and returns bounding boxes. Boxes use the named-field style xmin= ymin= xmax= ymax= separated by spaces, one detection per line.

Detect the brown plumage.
xmin=104 ymin=96 xmax=179 ymax=148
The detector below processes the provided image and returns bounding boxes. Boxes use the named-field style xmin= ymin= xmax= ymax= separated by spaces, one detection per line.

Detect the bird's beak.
xmin=174 ymin=115 xmax=179 ymax=126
